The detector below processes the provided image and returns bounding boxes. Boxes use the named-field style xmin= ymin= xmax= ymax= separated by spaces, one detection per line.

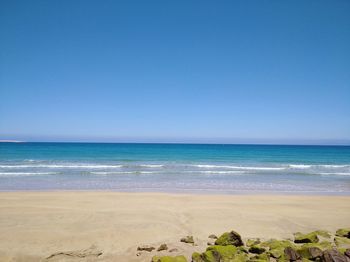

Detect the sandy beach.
xmin=0 ymin=192 xmax=349 ymax=261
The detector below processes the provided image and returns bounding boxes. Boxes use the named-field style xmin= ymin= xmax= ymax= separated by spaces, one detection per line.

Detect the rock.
xmin=169 ymin=248 xmax=178 ymax=253
xmin=298 ymin=242 xmax=333 ymax=260
xmin=157 ymin=244 xmax=168 ymax=251
xmin=335 ymin=237 xmax=350 ymax=249
xmin=137 ymin=245 xmax=155 ymax=252
xmin=270 ymin=258 xmax=277 ymax=262
xmin=191 ymin=252 xmax=203 ymax=262
xmin=192 ymin=245 xmax=247 ymax=262
xmin=151 ymin=255 xmax=187 ymax=262
xmin=314 ymin=230 xmax=332 ymax=239
xmin=284 ymin=247 xmax=301 ymax=261
xmin=215 ymin=230 xmax=244 ymax=247
xmin=208 ymin=234 xmax=218 ymax=239
xmin=345 ymin=249 xmax=350 ymax=258
xmin=136 ymin=252 xmax=142 ymax=256
xmin=336 ymin=229 xmax=350 ymax=239
xmin=207 ymin=241 xmax=214 ymax=246
xmin=338 ymin=248 xmax=347 ymax=255
xmin=298 ymin=245 xmax=323 ymax=260
xmin=237 ymin=246 xmax=249 ymax=254
xmin=231 ymin=253 xmax=248 ymax=262
xmin=261 ymin=239 xmax=296 ymax=250
xmin=318 ymin=241 xmax=335 ymax=250
xmin=249 ymin=245 xmax=266 ymax=254
xmin=249 ymin=253 xmax=270 ymax=262
xmin=322 ymin=249 xmax=348 ymax=262
xmin=180 ymin=236 xmax=194 ymax=244
xmin=246 ymin=238 xmax=261 ymax=247
xmin=206 ymin=245 xmax=239 ymax=260
xmin=308 ymin=247 xmax=323 ymax=259
xmin=260 ymin=239 xmax=296 ymax=259
xmin=294 ymin=232 xmax=319 ymax=244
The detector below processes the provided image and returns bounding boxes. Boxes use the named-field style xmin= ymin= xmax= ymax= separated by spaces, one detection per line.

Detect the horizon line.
xmin=1 ymin=140 xmax=349 ymax=146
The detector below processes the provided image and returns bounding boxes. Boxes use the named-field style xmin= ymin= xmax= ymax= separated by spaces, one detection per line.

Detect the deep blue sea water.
xmin=0 ymin=143 xmax=350 ymax=194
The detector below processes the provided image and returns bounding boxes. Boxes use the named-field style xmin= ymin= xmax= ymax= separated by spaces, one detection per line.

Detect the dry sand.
xmin=0 ymin=192 xmax=349 ymax=261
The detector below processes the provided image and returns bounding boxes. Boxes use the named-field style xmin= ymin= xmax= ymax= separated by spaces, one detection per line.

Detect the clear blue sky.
xmin=0 ymin=0 xmax=349 ymax=144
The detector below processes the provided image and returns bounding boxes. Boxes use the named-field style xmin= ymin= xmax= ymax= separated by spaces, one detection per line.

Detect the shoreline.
xmin=1 ymin=189 xmax=350 ymax=196
xmin=0 ymin=192 xmax=349 ymax=261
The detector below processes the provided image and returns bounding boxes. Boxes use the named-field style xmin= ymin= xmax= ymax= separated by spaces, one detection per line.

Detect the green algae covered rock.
xmin=192 ymin=252 xmax=203 ymax=262
xmin=294 ymin=232 xmax=319 ymax=243
xmin=260 ymin=239 xmax=296 ymax=259
xmin=248 ymin=245 xmax=266 ymax=254
xmin=231 ymin=253 xmax=248 ymax=262
xmin=322 ymin=248 xmax=349 ymax=262
xmin=314 ymin=230 xmax=332 ymax=239
xmin=151 ymin=255 xmax=187 ymax=262
xmin=207 ymin=245 xmax=239 ymax=258
xmin=276 ymin=254 xmax=310 ymax=262
xmin=284 ymin=247 xmax=301 ymax=261
xmin=301 ymin=241 xmax=332 ymax=249
xmin=269 ymin=249 xmax=284 ymax=260
xmin=345 ymin=248 xmax=350 ymax=258
xmin=249 ymin=253 xmax=270 ymax=262
xmin=319 ymin=240 xmax=334 ymax=249
xmin=297 ymin=245 xmax=323 ymax=260
xmin=192 ymin=245 xmax=248 ymax=262
xmin=297 ymin=241 xmax=333 ymax=260
xmin=334 ymin=236 xmax=350 ymax=249
xmin=237 ymin=246 xmax=249 ymax=254
xmin=336 ymin=228 xmax=350 ymax=238
xmin=215 ymin=231 xmax=244 ymax=247
xmin=246 ymin=239 xmax=261 ymax=247
xmin=261 ymin=239 xmax=296 ymax=250
xmin=192 ymin=249 xmax=222 ymax=262
xmin=192 ymin=245 xmax=238 ymax=262
xmin=302 ymin=241 xmax=333 ymax=250
xmin=337 ymin=247 xmax=347 ymax=255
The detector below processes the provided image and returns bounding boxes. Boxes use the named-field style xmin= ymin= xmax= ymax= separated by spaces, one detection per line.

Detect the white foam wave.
xmin=0 ymin=172 xmax=57 ymax=176
xmin=186 ymin=170 xmax=244 ymax=174
xmin=238 ymin=166 xmax=285 ymax=171
xmin=319 ymin=172 xmax=350 ymax=176
xmin=194 ymin=164 xmax=219 ymax=168
xmin=318 ymin=165 xmax=349 ymax=168
xmin=90 ymin=171 xmax=156 ymax=175
xmin=193 ymin=164 xmax=284 ymax=171
xmin=0 ymin=164 xmax=122 ymax=169
xmin=194 ymin=163 xmax=350 ymax=171
xmin=139 ymin=164 xmax=164 ymax=168
xmin=288 ymin=164 xmax=312 ymax=169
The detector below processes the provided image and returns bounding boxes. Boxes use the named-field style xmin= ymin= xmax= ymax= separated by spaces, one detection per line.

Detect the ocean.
xmin=0 ymin=142 xmax=349 ymax=194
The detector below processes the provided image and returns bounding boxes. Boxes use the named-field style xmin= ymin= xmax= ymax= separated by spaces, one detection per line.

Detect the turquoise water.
xmin=0 ymin=143 xmax=350 ymax=194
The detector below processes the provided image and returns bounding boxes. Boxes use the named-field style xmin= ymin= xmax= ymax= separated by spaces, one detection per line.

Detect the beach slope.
xmin=0 ymin=192 xmax=349 ymax=261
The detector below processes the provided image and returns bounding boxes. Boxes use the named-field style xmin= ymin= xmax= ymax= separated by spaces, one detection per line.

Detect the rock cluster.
xmin=137 ymin=245 xmax=156 ymax=252
xmin=144 ymin=228 xmax=350 ymax=262
xmin=214 ymin=230 xmax=244 ymax=247
xmin=158 ymin=244 xmax=168 ymax=251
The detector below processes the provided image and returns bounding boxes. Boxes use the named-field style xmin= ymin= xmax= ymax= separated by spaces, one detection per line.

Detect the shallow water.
xmin=0 ymin=143 xmax=350 ymax=194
